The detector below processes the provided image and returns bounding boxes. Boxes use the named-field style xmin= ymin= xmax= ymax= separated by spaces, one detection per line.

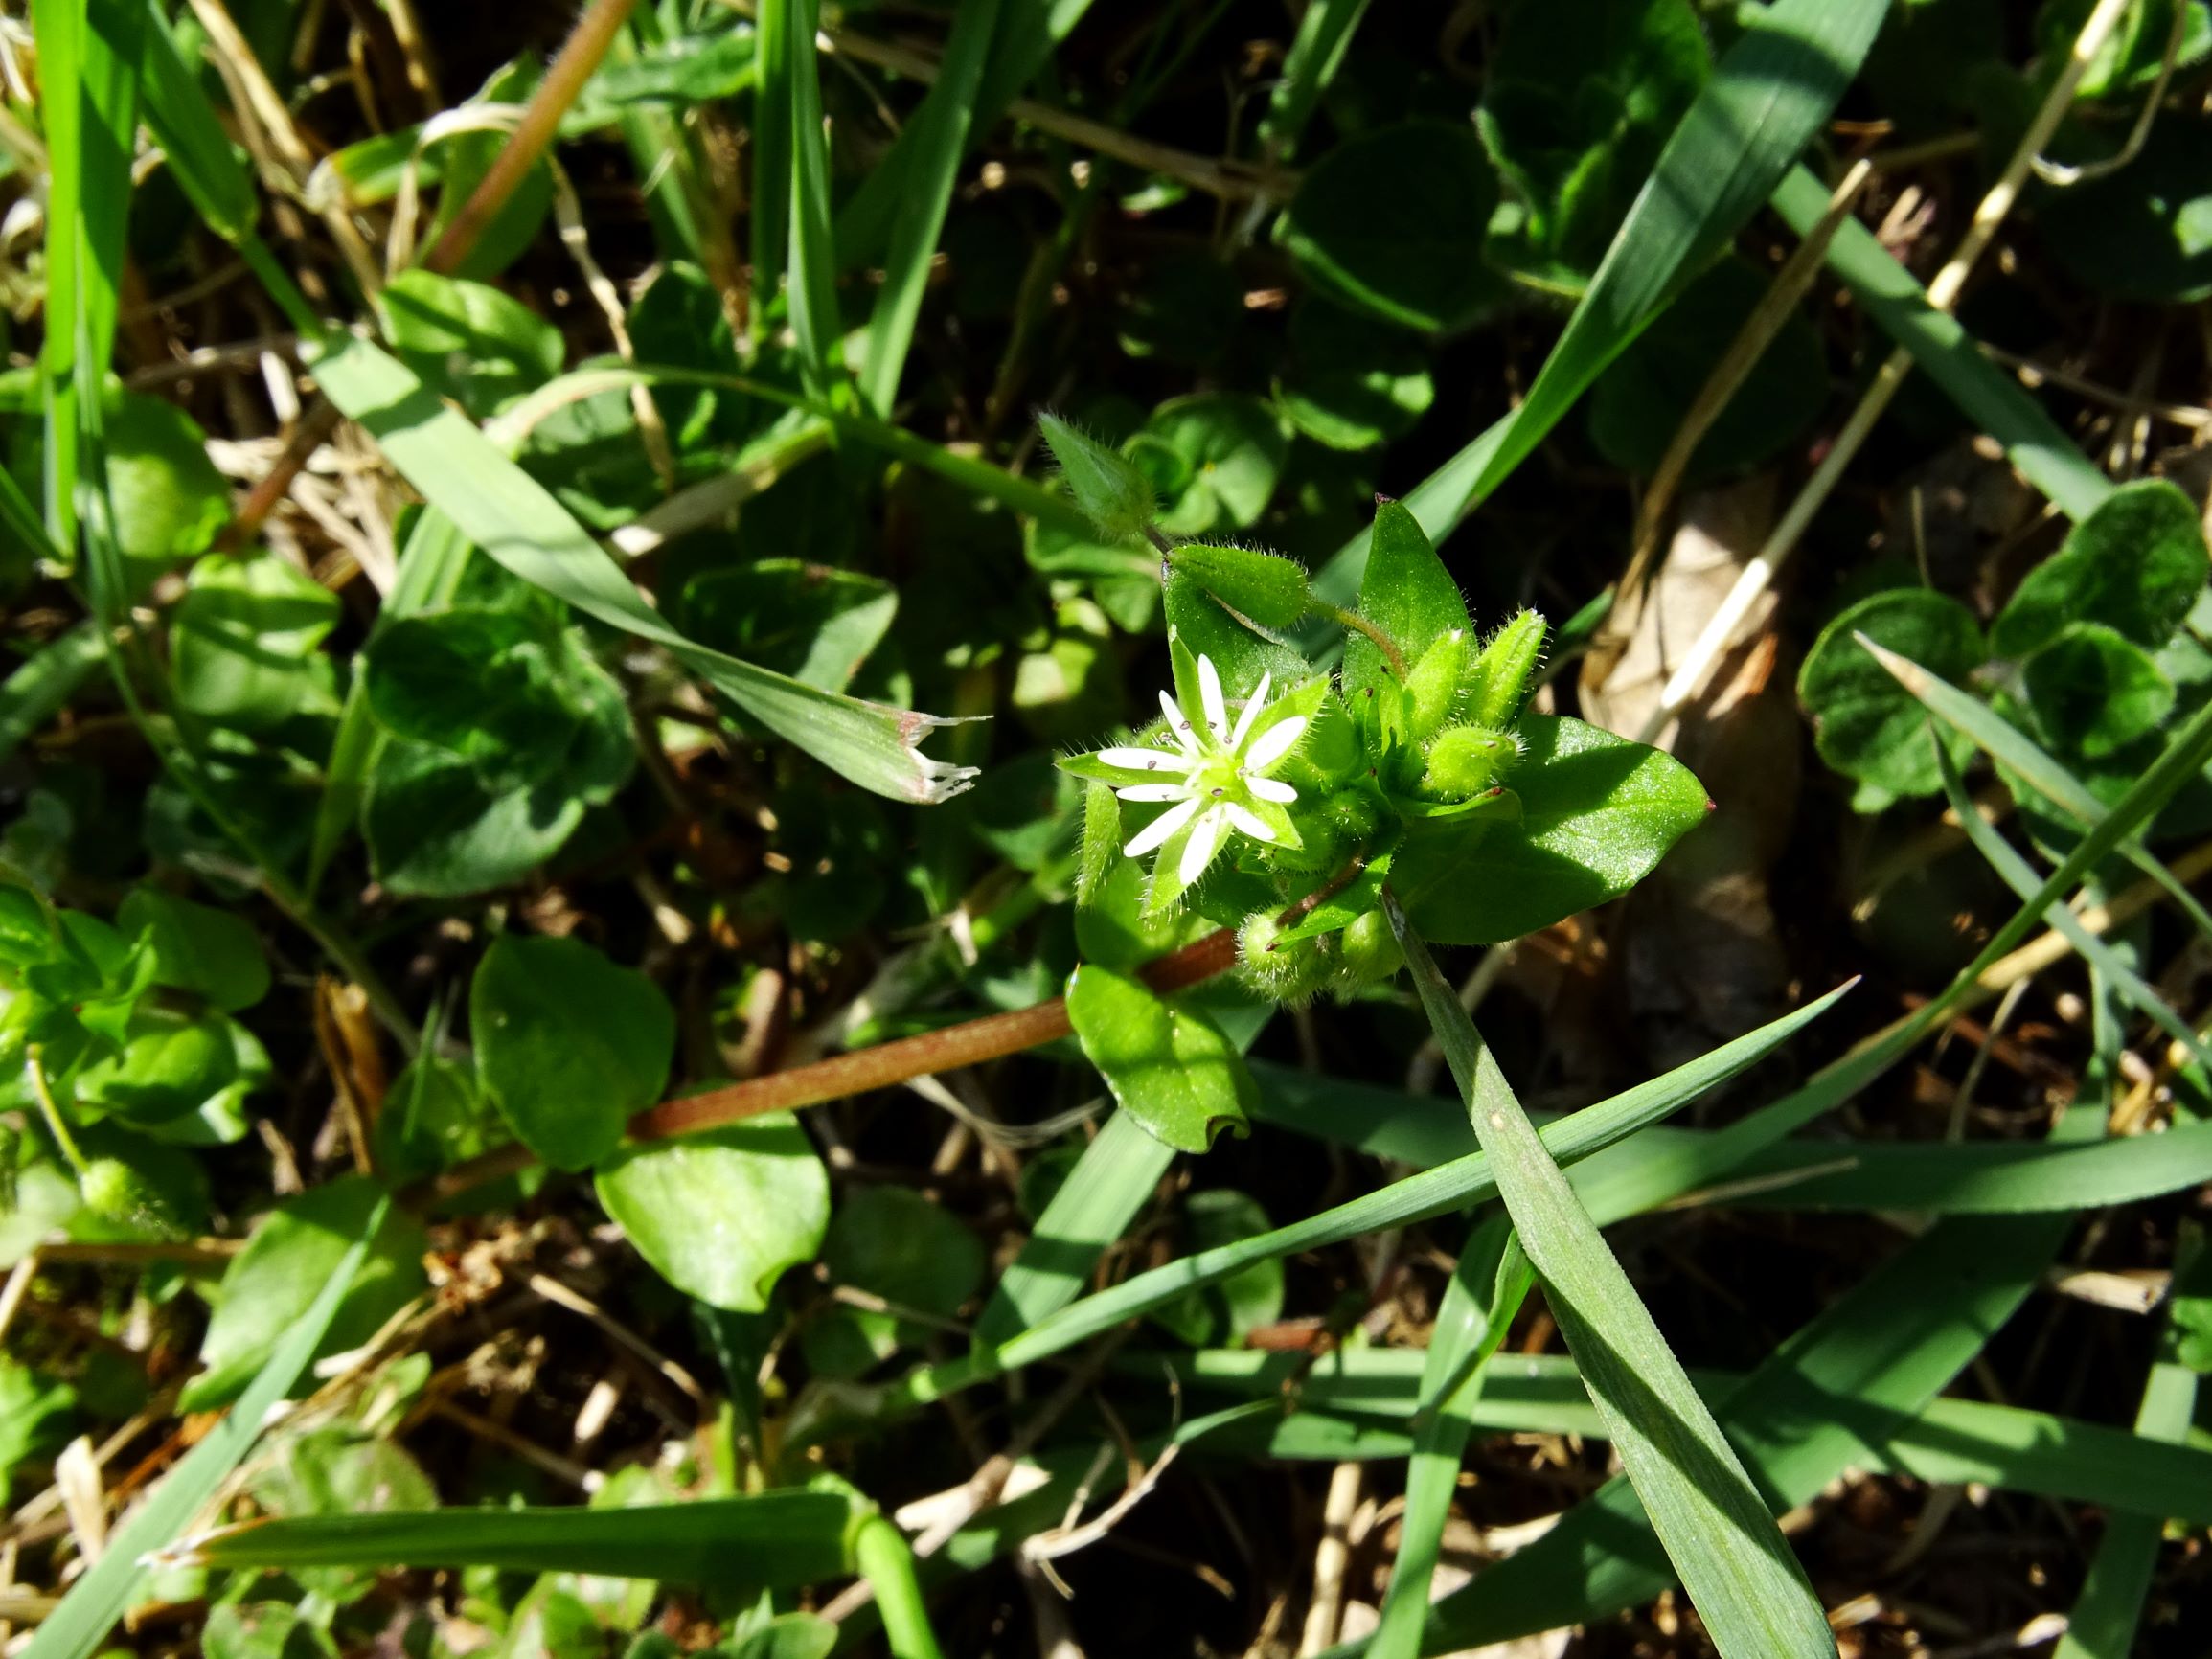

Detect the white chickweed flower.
xmin=1090 ymin=653 xmax=1308 ymax=888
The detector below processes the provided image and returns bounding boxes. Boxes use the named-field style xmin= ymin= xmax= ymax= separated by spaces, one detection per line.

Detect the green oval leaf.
xmin=1396 ymin=716 xmax=1710 ymax=944
xmin=1065 ymin=965 xmax=1256 ymax=1153
xmin=1991 ymin=478 xmax=2210 ymax=659
xmin=1279 ymin=121 xmax=1506 ymax=332
xmin=471 ymin=936 xmax=674 ymax=1172
xmin=595 ymin=1116 xmax=830 ymax=1314
xmin=1799 ymin=588 xmax=1988 ymax=799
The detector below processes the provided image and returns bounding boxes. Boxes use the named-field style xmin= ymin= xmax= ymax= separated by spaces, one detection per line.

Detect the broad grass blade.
xmin=858 ymin=0 xmax=1004 ymax=416
xmin=1927 ymin=735 xmax=2212 ymax=1069
xmin=0 ymin=621 xmax=104 ymax=767
xmin=174 ymin=1490 xmax=856 ymax=1587
xmin=1859 ymin=633 xmax=2212 ymax=942
xmin=24 ymin=1199 xmax=398 ymax=1659
xmin=834 ymin=0 xmax=1098 ymax=269
xmin=1310 ymin=0 xmax=1891 ymax=607
xmin=304 ymin=335 xmax=978 ymax=804
xmin=1771 ymin=165 xmax=2111 ymax=523
xmin=1369 ymin=1216 xmax=1530 ymax=1659
xmin=1386 ymin=895 xmax=1836 ymax=1659
xmin=884 ymin=982 xmax=1850 ymax=1414
xmin=1256 ymin=0 xmax=1373 ymax=157
xmin=973 ymin=1107 xmax=1174 ymax=1344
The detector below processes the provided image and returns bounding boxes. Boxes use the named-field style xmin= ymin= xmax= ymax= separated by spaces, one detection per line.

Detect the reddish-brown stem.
xmin=422 ymin=0 xmax=640 ymax=275
xmin=404 ymin=861 xmax=1366 ymax=1211
xmin=407 ymin=928 xmax=1242 ymax=1210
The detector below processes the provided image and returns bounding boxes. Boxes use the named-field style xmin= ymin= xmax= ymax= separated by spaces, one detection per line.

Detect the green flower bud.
xmin=1404 ymin=627 xmax=1470 ymax=739
xmin=1334 ymin=909 xmax=1403 ymax=988
xmin=1235 ymin=912 xmax=1336 ymax=1005
xmin=1421 ymin=724 xmax=1521 ymax=799
xmin=1167 ymin=544 xmax=1312 ymax=631
xmin=1038 ymin=412 xmax=1157 ymax=545
xmin=1465 ymin=610 xmax=1547 ymax=727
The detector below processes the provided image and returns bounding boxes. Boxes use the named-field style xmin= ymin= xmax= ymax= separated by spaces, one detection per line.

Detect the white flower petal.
xmin=1095 ymin=745 xmax=1191 ymax=774
xmin=1229 ymin=670 xmax=1271 ymax=750
xmin=1246 ymin=776 xmax=1297 ymax=804
xmin=1114 ymin=783 xmax=1192 ymax=803
xmin=1197 ymin=654 xmax=1229 ymax=740
xmin=1243 ymin=716 xmax=1309 ymax=771
xmin=1159 ymin=689 xmax=1201 ymax=754
xmin=1225 ymin=803 xmax=1276 ymax=842
xmin=1178 ymin=807 xmax=1229 ymax=886
xmin=1123 ymin=794 xmax=1201 ymax=858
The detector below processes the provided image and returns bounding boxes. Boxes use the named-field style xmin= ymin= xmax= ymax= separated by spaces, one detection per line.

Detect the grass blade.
xmin=832 ymin=0 xmax=1098 ymax=270
xmin=1255 ymin=0 xmax=1372 ymax=158
xmin=0 ymin=621 xmax=104 ymax=767
xmin=497 ymin=363 xmax=1090 ymax=534
xmin=1384 ymin=894 xmax=1836 ymax=1659
xmin=303 ymin=333 xmax=977 ymax=804
xmin=749 ymin=0 xmax=794 ymax=335
xmin=24 ymin=1198 xmax=398 ymax=1659
xmin=880 ymin=981 xmax=1851 ymax=1419
xmin=1250 ymin=1059 xmax=2212 ymax=1214
xmin=1771 ymin=164 xmax=2111 ymax=523
xmin=1369 ymin=1216 xmax=1530 ymax=1659
xmin=308 ymin=507 xmax=475 ymax=887
xmin=2051 ymin=1234 xmax=2204 ymax=1659
xmin=1859 ymin=632 xmax=2212 ymax=942
xmin=173 ymin=1490 xmax=857 ymax=1586
xmin=857 ymin=0 xmax=1003 ymax=417
xmin=973 ymin=1107 xmax=1174 ymax=1345
xmin=1159 ymin=1350 xmax=2212 ymax=1532
xmin=771 ymin=0 xmax=841 ymax=394
xmin=1926 ymin=733 xmax=2212 ymax=1068
xmin=1377 ymin=1174 xmax=2094 ymax=1652
xmin=1310 ymin=0 xmax=1890 ymax=608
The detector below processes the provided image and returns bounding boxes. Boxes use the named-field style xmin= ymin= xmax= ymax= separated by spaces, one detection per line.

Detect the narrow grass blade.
xmin=1385 ymin=895 xmax=1835 ymax=1659
xmin=24 ymin=1198 xmax=397 ymax=1659
xmin=34 ymin=0 xmax=139 ymax=556
xmin=173 ymin=1490 xmax=856 ymax=1587
xmin=853 ymin=1513 xmax=947 ymax=1659
xmin=1249 ymin=1060 xmax=2212 ymax=1215
xmin=500 ymin=363 xmax=1090 ymax=534
xmin=881 ymin=982 xmax=1851 ymax=1418
xmin=1370 ymin=1216 xmax=1530 ymax=1659
xmin=1771 ymin=165 xmax=2110 ymax=523
xmin=308 ymin=507 xmax=475 ymax=887
xmin=1256 ymin=0 xmax=1372 ymax=157
xmin=136 ymin=0 xmax=257 ymax=241
xmin=2050 ymin=1236 xmax=2204 ymax=1659
xmin=833 ymin=0 xmax=1097 ymax=269
xmin=858 ymin=0 xmax=1003 ymax=417
xmin=1609 ymin=689 xmax=2212 ymax=1218
xmin=0 ymin=621 xmax=104 ymax=767
xmin=772 ymin=0 xmax=841 ymax=394
xmin=1309 ymin=0 xmax=1889 ymax=608
xmin=304 ymin=334 xmax=977 ymax=803
xmin=973 ymin=1107 xmax=1174 ymax=1345
xmin=1376 ymin=1167 xmax=2094 ymax=1652
xmin=1927 ymin=734 xmax=2212 ymax=1068
xmin=750 ymin=0 xmax=795 ymax=333
xmin=1157 ymin=1349 xmax=2212 ymax=1532
xmin=1859 ymin=632 xmax=2212 ymax=942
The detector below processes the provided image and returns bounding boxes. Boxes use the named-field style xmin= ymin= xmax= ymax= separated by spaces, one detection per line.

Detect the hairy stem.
xmin=1311 ymin=601 xmax=1407 ymax=677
